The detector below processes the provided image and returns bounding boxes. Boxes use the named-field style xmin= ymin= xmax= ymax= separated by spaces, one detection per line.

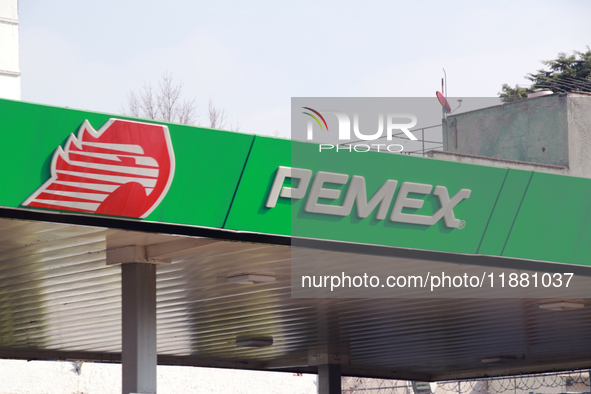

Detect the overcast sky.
xmin=18 ymin=0 xmax=591 ymax=137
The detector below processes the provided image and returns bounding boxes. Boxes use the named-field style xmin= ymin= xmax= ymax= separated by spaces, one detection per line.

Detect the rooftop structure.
xmin=434 ymin=92 xmax=591 ymax=178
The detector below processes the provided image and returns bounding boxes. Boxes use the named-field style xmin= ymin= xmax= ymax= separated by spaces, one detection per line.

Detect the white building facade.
xmin=0 ymin=0 xmax=20 ymax=100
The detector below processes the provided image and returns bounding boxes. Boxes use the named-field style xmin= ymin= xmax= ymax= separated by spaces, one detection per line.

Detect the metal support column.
xmin=318 ymin=364 xmax=341 ymax=394
xmin=122 ymin=263 xmax=157 ymax=394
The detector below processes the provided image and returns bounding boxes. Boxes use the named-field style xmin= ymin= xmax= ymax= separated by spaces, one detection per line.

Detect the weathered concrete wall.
xmin=443 ymin=94 xmax=569 ymax=167
xmin=567 ymin=95 xmax=591 ymax=178
xmin=429 ymin=151 xmax=568 ymax=176
xmin=441 ymin=93 xmax=591 ymax=178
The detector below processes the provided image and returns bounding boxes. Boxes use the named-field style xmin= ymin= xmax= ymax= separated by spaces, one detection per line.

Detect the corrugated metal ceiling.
xmin=1 ymin=217 xmax=590 ymax=381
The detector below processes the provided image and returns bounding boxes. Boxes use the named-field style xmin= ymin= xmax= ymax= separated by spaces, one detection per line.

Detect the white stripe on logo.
xmin=80 ymin=142 xmax=144 ymax=154
xmin=32 ymin=199 xmax=101 ymax=211
xmin=68 ymin=160 xmax=159 ymax=177
xmin=53 ymin=181 xmax=120 ymax=193
xmin=57 ymin=170 xmax=158 ymax=188
xmin=42 ymin=190 xmax=108 ymax=202
xmin=69 ymin=151 xmax=159 ymax=167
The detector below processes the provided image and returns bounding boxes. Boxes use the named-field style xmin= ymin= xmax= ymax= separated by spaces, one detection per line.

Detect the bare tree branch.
xmin=230 ymin=119 xmax=241 ymax=132
xmin=122 ymin=72 xmax=238 ymax=129
xmin=124 ymin=91 xmax=141 ymax=118
xmin=121 ymin=72 xmax=198 ymax=125
xmin=178 ymin=98 xmax=197 ymax=125
xmin=141 ymin=83 xmax=158 ymax=120
xmin=157 ymin=72 xmax=182 ymax=122
xmin=208 ymin=98 xmax=227 ymax=129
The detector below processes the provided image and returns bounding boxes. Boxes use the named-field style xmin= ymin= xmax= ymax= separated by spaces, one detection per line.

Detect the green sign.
xmin=1 ymin=98 xmax=591 ymax=268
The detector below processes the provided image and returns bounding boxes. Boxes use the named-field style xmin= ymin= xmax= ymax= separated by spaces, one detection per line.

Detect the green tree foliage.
xmin=499 ymin=48 xmax=591 ymax=102
xmin=499 ymin=84 xmax=531 ymax=102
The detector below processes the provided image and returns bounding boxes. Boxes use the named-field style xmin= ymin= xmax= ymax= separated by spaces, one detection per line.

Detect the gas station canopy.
xmin=1 ymin=98 xmax=591 ymax=385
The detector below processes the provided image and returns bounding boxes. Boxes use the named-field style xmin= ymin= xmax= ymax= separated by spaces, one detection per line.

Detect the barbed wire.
xmin=343 ymin=370 xmax=591 ymax=394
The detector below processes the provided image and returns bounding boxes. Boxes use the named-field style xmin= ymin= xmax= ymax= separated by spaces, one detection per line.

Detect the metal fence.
xmin=342 ymin=378 xmax=411 ymax=394
xmin=343 ymin=370 xmax=591 ymax=394
xmin=337 ymin=124 xmax=444 ymax=157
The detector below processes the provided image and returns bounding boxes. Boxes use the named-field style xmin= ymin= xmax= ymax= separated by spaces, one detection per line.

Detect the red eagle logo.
xmin=23 ymin=118 xmax=175 ymax=218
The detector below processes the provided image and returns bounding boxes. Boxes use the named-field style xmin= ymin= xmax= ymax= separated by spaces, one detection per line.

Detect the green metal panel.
xmin=477 ymin=169 xmax=532 ymax=256
xmin=0 ymin=99 xmax=253 ymax=228
xmin=502 ymin=172 xmax=591 ymax=266
xmin=5 ymin=98 xmax=591 ymax=269
xmin=223 ymin=136 xmax=292 ymax=235
xmin=225 ymin=137 xmax=508 ymax=254
xmin=0 ymin=100 xmax=112 ymax=207
xmin=143 ymin=124 xmax=253 ymax=228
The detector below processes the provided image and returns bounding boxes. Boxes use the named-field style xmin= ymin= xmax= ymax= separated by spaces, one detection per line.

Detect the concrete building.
xmin=0 ymin=0 xmax=20 ymax=100
xmin=432 ymin=92 xmax=591 ymax=178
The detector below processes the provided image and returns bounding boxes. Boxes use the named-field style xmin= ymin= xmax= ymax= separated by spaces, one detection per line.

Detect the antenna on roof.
xmin=437 ymin=69 xmax=462 ymax=119
xmin=437 ymin=69 xmax=451 ymax=121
